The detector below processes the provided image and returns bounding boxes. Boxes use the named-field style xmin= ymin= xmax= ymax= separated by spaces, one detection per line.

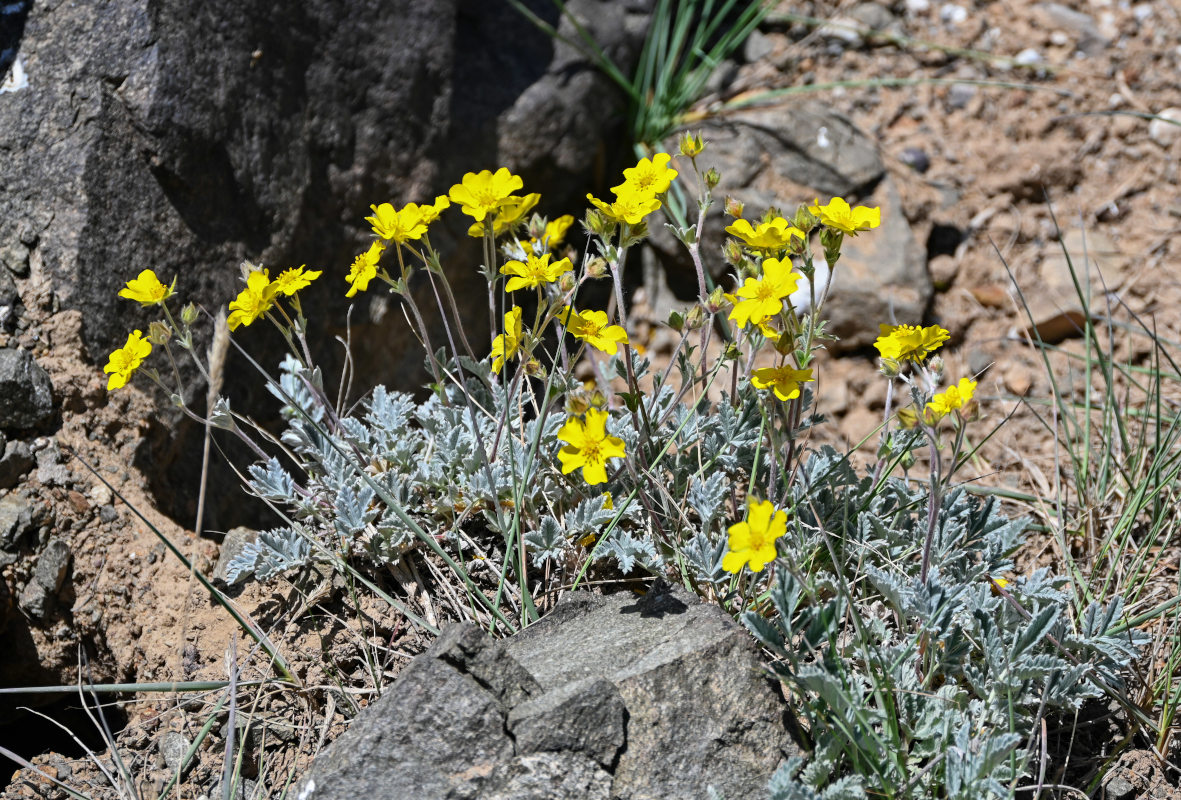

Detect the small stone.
xmin=970 ymin=284 xmax=1009 ymax=309
xmin=1103 ymin=773 xmax=1136 ymax=800
xmin=158 ymin=731 xmax=191 ymax=774
xmin=67 ymin=490 xmax=89 ymax=514
xmin=905 ymin=0 xmax=930 ymax=12
xmin=849 ymin=2 xmax=895 ymax=32
xmin=0 ymin=349 xmax=54 ymax=432
xmin=19 ymin=580 xmax=51 ymax=618
xmin=940 ymin=3 xmax=967 ymax=24
xmin=1004 ymin=365 xmax=1033 ymax=396
xmin=1014 ymin=48 xmax=1043 ymax=65
xmin=213 ymin=527 xmax=258 ymax=586
xmin=88 ymin=483 xmax=113 ymax=507
xmin=1148 ymin=107 xmax=1181 ymax=148
xmin=743 ymin=30 xmax=774 ymax=62
xmin=35 ymin=444 xmax=72 ymax=487
xmin=947 ymin=83 xmax=977 ymax=110
xmin=33 ymin=538 xmax=71 ymax=593
xmin=899 ymin=146 xmax=930 ymax=173
xmin=0 ymin=495 xmax=34 ymax=550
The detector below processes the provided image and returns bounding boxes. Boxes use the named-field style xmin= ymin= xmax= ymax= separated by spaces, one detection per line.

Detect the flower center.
xmin=582 ymin=441 xmax=602 ymax=464
xmin=755 ymin=281 xmax=777 ymax=302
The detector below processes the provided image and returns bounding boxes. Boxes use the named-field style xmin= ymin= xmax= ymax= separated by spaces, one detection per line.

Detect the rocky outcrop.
xmin=297 ymin=583 xmax=800 ymax=799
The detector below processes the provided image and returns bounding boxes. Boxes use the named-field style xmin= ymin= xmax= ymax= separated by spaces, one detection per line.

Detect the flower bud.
xmin=878 ymin=357 xmax=901 ymax=379
xmin=565 ymin=392 xmax=591 ymax=415
xmin=667 ymin=310 xmax=684 ymax=332
xmin=590 ymin=389 xmax=607 ymax=409
xmin=898 ymin=450 xmax=916 ymax=470
xmin=678 ymin=131 xmax=705 ymax=158
xmin=585 ymin=256 xmax=609 ymax=279
xmin=523 ymin=358 xmax=543 ymax=378
xmin=723 ymin=196 xmax=744 ymax=219
xmin=180 ymin=303 xmax=199 ymax=326
xmin=685 ymin=304 xmax=706 ymax=330
xmin=703 ymin=168 xmax=721 ymax=191
xmin=706 ymin=286 xmax=726 ymax=313
xmin=927 ymin=355 xmax=945 ymax=382
xmin=558 ymin=272 xmax=576 ymax=293
xmin=794 ymin=204 xmax=819 ymax=233
xmin=896 ymin=406 xmax=919 ymax=429
xmin=147 ymin=320 xmax=172 ymax=345
xmin=585 ymin=209 xmax=613 ymax=239
xmin=722 ymin=239 xmax=744 ymax=266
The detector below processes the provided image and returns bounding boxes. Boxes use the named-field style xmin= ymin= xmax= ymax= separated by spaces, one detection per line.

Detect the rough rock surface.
xmin=297 ymin=583 xmax=799 ymax=799
xmin=0 ymin=348 xmax=53 ymax=431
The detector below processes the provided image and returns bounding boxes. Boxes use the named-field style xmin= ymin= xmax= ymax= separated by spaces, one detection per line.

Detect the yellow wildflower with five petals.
xmin=586 ymin=188 xmax=661 ymax=226
xmin=449 ymin=168 xmax=525 ymax=222
xmin=227 ymin=269 xmax=276 ymax=331
xmin=751 ymin=366 xmax=815 ymax=402
xmin=611 ymin=152 xmax=678 ymax=197
xmin=725 ymin=218 xmax=804 ymax=252
xmin=346 ymin=241 xmax=385 ymax=298
xmin=564 ymin=308 xmax=629 ymax=355
xmin=809 ymin=197 xmax=881 ymax=235
xmin=417 ymin=195 xmax=451 ymax=225
xmin=726 ymin=257 xmax=803 ymax=328
xmin=103 ymin=330 xmax=152 ymax=391
xmin=927 ymin=377 xmax=977 ymax=418
xmin=873 ymin=324 xmax=950 ymax=363
xmin=365 ymin=202 xmax=429 ymax=243
xmin=271 ymin=266 xmax=322 ymax=297
xmin=118 ymin=269 xmax=175 ymax=307
xmin=556 ymin=408 xmax=627 ymax=486
xmin=722 ymin=499 xmax=786 ymax=574
xmin=541 ymin=215 xmax=575 ymax=249
xmin=500 ymin=252 xmax=573 ymax=292
xmin=489 ymin=306 xmax=523 ymax=374
xmin=467 ymin=192 xmax=541 ymax=238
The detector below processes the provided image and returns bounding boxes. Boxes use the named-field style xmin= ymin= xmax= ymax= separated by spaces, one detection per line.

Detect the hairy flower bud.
xmin=878 ymin=356 xmax=901 ymax=379
xmin=927 ymin=355 xmax=945 ymax=382
xmin=722 ymin=239 xmax=744 ymax=267
xmin=558 ymin=272 xmax=576 ymax=294
xmin=585 ymin=209 xmax=613 ymax=239
xmin=706 ymin=286 xmax=726 ymax=314
xmin=703 ymin=168 xmax=721 ymax=191
xmin=180 ymin=303 xmax=199 ymax=327
xmin=723 ymin=196 xmax=744 ymax=219
xmin=585 ymin=256 xmax=609 ymax=279
xmin=147 ymin=320 xmax=172 ymax=345
xmin=667 ymin=309 xmax=684 ymax=332
xmin=794 ymin=204 xmax=819 ymax=233
xmin=685 ymin=304 xmax=706 ymax=330
xmin=678 ymin=131 xmax=705 ymax=158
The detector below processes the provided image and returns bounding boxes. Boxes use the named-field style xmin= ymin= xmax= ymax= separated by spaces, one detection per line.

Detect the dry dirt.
xmin=4 ymin=0 xmax=1181 ymax=796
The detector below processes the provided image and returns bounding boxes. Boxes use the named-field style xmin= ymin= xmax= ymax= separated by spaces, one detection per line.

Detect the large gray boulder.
xmin=0 ymin=0 xmax=648 ymax=377
xmin=297 ymin=583 xmax=800 ymax=799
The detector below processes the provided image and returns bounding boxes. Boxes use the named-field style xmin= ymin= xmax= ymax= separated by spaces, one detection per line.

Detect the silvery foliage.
xmin=226 ymin=355 xmax=767 ymax=585
xmin=751 ymin=447 xmax=1148 ymax=799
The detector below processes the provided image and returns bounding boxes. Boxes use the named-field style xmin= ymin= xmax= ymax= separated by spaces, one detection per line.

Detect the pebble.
xmin=899 ymin=146 xmax=930 ymax=173
xmin=158 ymin=731 xmax=191 ymax=774
xmin=905 ymin=0 xmax=930 ymax=13
xmin=1148 ymin=107 xmax=1181 ymax=148
xmin=940 ymin=3 xmax=967 ymax=24
xmin=1004 ymin=365 xmax=1034 ymax=396
xmin=1015 ymin=48 xmax=1043 ymax=65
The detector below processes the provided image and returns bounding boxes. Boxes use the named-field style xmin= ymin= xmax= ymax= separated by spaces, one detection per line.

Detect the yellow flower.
xmin=271 ymin=266 xmax=322 ymax=297
xmin=722 ymin=499 xmax=786 ymax=574
xmin=612 ymin=152 xmax=678 ymax=197
xmin=346 ymin=241 xmax=385 ymax=298
xmin=542 ymin=215 xmax=575 ymax=249
xmin=751 ymin=366 xmax=814 ymax=402
xmin=103 ymin=330 xmax=152 ymax=391
xmin=418 ymin=195 xmax=451 ymax=225
xmin=726 ymin=257 xmax=802 ymax=328
xmin=365 ymin=202 xmax=429 ymax=243
xmin=565 ymin=308 xmax=629 ymax=355
xmin=557 ymin=408 xmax=627 ymax=486
xmin=809 ymin=197 xmax=881 ymax=235
xmin=490 ymin=306 xmax=523 ymax=374
xmin=467 ymin=192 xmax=541 ymax=238
xmin=586 ymin=188 xmax=661 ymax=225
xmin=500 ymin=252 xmax=573 ymax=292
xmin=725 ymin=218 xmax=805 ymax=252
xmin=118 ymin=269 xmax=174 ymax=307
xmin=227 ymin=269 xmax=276 ymax=331
xmin=873 ymin=324 xmax=950 ymax=363
xmin=927 ymin=377 xmax=977 ymax=418
xmin=449 ymin=168 xmax=525 ymax=222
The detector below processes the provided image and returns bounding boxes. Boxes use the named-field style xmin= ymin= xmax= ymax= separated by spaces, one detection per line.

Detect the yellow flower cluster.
xmin=227 ymin=265 xmax=321 ymax=331
xmin=586 ymin=153 xmax=677 ymax=226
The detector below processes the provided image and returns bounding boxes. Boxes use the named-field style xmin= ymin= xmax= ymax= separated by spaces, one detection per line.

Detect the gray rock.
xmin=0 ymin=349 xmax=53 ymax=431
xmin=0 ymin=439 xmax=35 ymax=489
xmin=297 ymin=584 xmax=799 ymax=800
xmin=18 ymin=579 xmax=50 ymax=619
xmin=0 ymin=269 xmax=17 ymax=332
xmin=0 ymin=0 xmax=648 ymax=389
xmin=35 ymin=442 xmax=73 ymax=487
xmin=212 ymin=527 xmax=258 ymax=586
xmin=1148 ymin=107 xmax=1181 ymax=149
xmin=743 ymin=30 xmax=775 ymax=62
xmin=1036 ymin=3 xmax=1108 ymax=56
xmin=207 ymin=777 xmax=257 ymax=800
xmin=32 ymin=538 xmax=71 ymax=593
xmin=0 ymin=494 xmax=34 ymax=550
xmin=158 ymin=730 xmax=191 ymax=775
xmin=826 ymin=176 xmax=932 ymax=350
